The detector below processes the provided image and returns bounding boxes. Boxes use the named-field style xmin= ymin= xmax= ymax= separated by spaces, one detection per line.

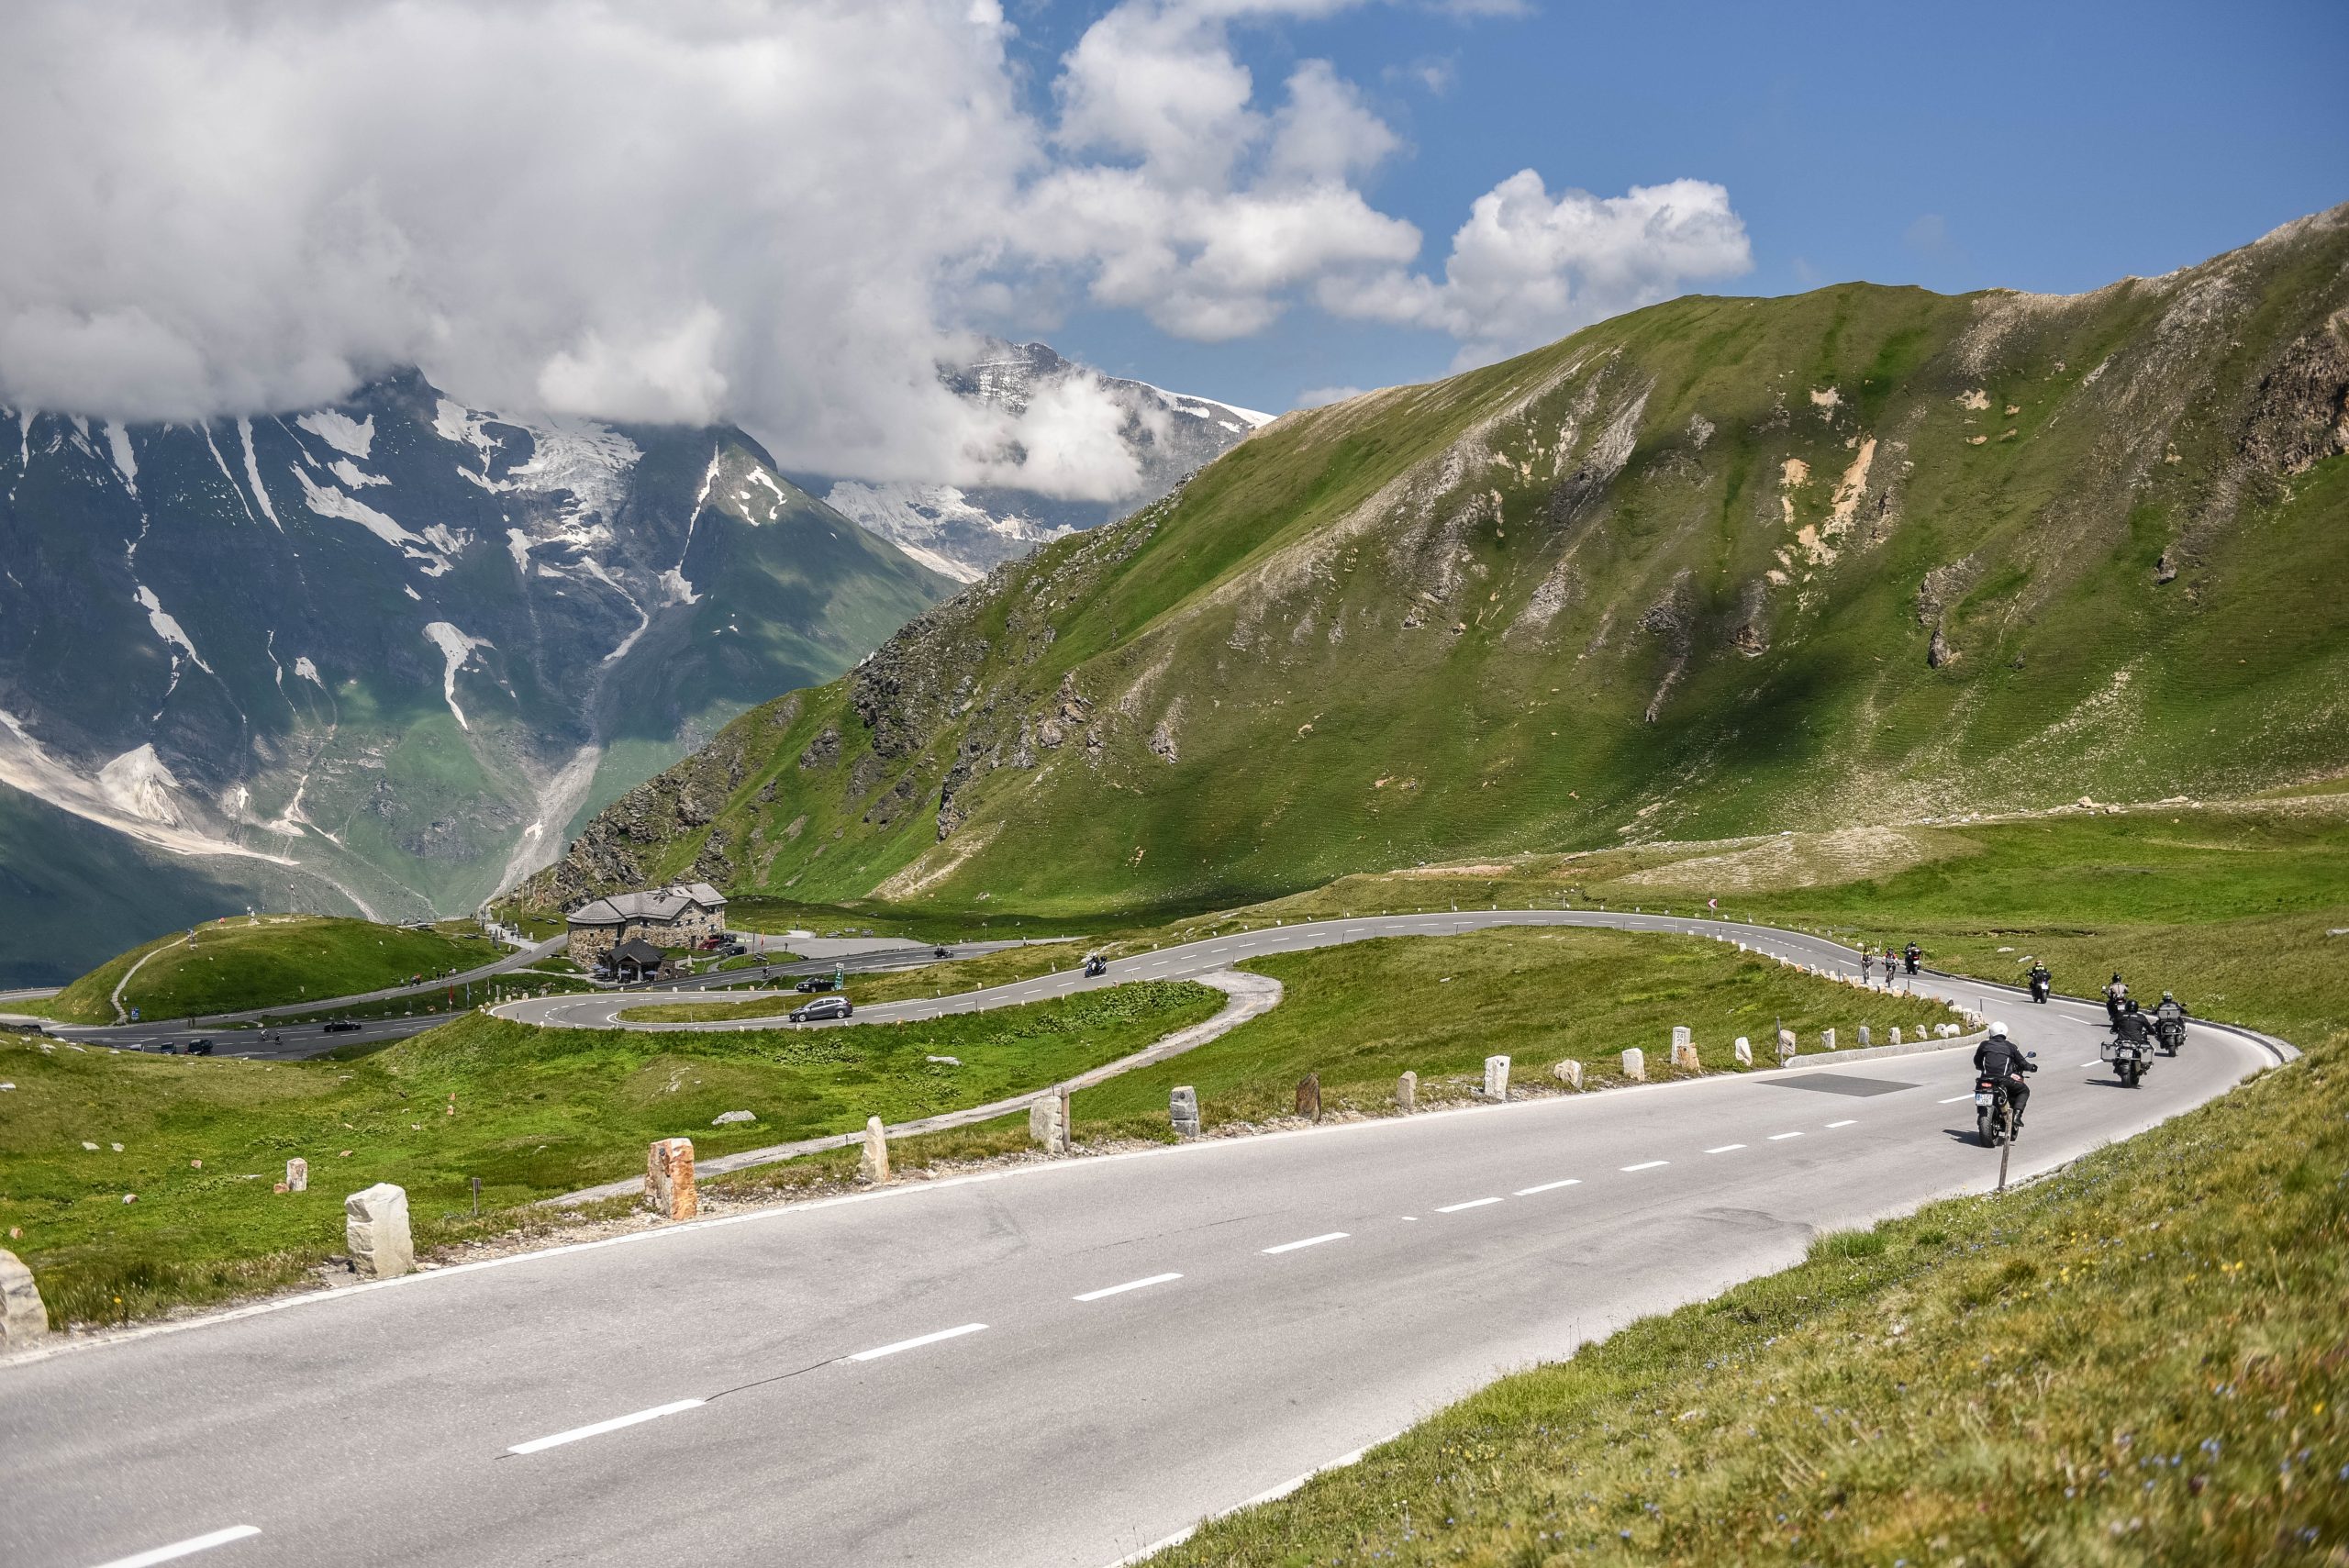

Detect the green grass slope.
xmin=514 ymin=206 xmax=2349 ymax=922
xmin=42 ymin=916 xmax=506 ymax=1024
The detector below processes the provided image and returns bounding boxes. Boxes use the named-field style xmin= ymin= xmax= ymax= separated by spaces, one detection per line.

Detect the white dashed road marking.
xmin=87 ymin=1527 xmax=263 ymax=1568
xmin=1938 ymin=1095 xmax=1974 ymax=1104
xmin=1513 ymin=1179 xmax=1581 ymax=1195
xmin=1620 ymin=1161 xmax=1667 ymax=1173
xmin=509 ymin=1399 xmax=704 ymax=1455
xmin=1434 ymin=1197 xmax=1503 ymax=1214
xmin=1768 ymin=1131 xmax=1803 ymax=1141
xmin=1074 ymin=1273 xmax=1182 ymax=1303
xmin=1704 ymin=1143 xmax=1745 ymax=1154
xmin=842 ymin=1323 xmax=989 ymax=1363
xmin=1263 ymin=1232 xmax=1349 ymax=1255
xmin=1826 ymin=1119 xmax=1856 ymax=1129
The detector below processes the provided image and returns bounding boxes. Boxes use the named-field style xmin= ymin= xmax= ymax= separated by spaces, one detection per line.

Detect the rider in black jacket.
xmin=2116 ymin=999 xmax=2153 ymax=1045
xmin=1974 ymin=1022 xmax=2036 ymax=1129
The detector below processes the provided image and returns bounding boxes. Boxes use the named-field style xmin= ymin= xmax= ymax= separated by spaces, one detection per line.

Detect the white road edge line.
xmin=1620 ymin=1160 xmax=1668 ymax=1172
xmin=1434 ymin=1196 xmax=1503 ymax=1213
xmin=1704 ymin=1143 xmax=1746 ymax=1154
xmin=1768 ymin=1131 xmax=1803 ymax=1140
xmin=1262 ymin=1231 xmax=1348 ymax=1254
xmin=87 ymin=1527 xmax=262 ymax=1568
xmin=509 ymin=1398 xmax=705 ymax=1455
xmin=1513 ymin=1178 xmax=1581 ymax=1195
xmin=1826 ymin=1119 xmax=1856 ymax=1129
xmin=1074 ymin=1273 xmax=1183 ymax=1302
xmin=842 ymin=1322 xmax=989 ymax=1363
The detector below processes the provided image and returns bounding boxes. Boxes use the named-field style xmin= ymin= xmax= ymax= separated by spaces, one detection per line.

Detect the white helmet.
xmin=1988 ymin=1020 xmax=2010 ymax=1039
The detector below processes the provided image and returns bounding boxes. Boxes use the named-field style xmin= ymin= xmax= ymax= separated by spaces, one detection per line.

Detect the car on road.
xmin=794 ymin=975 xmax=838 ymax=994
xmin=788 ymin=995 xmax=853 ymax=1023
xmin=321 ymin=1018 xmax=364 ymax=1034
xmin=184 ymin=1039 xmax=215 ymax=1056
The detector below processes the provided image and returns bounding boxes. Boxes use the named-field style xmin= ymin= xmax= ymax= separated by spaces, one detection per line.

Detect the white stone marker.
xmin=1621 ymin=1047 xmax=1646 ymax=1083
xmin=344 ymin=1183 xmax=414 ymax=1279
xmin=1171 ymin=1085 xmax=1201 ymax=1137
xmin=1733 ymin=1037 xmax=1753 ymax=1067
xmin=285 ymin=1157 xmax=307 ymax=1194
xmin=1484 ymin=1055 xmax=1511 ymax=1102
xmin=859 ymin=1116 xmax=890 ymax=1184
xmin=1777 ymin=1029 xmax=1798 ymax=1062
xmin=1671 ymin=1028 xmax=1700 ymax=1073
xmin=1821 ymin=1027 xmax=1838 ymax=1052
xmin=1030 ymin=1094 xmax=1068 ymax=1153
xmin=1552 ymin=1060 xmax=1583 ymax=1090
xmin=0 ymin=1248 xmax=50 ymax=1347
xmin=1858 ymin=1025 xmax=1872 ymax=1049
xmin=1393 ymin=1073 xmax=1416 ymax=1114
xmin=1890 ymin=1027 xmax=1903 ymax=1046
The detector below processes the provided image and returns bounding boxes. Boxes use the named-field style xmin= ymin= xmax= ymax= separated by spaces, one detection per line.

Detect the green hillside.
xmin=514 ymin=206 xmax=2349 ymax=921
xmin=42 ymin=915 xmax=504 ymax=1025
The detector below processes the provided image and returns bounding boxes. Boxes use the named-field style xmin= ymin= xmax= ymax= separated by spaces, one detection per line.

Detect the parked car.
xmin=788 ymin=995 xmax=853 ymax=1023
xmin=722 ymin=942 xmax=747 ymax=958
xmin=322 ymin=1018 xmax=364 ymax=1034
xmin=795 ymin=975 xmax=838 ymax=994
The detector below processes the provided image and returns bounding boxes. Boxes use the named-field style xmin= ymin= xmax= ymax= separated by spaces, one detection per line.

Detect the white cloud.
xmin=1295 ymin=384 xmax=1371 ymax=407
xmin=0 ymin=0 xmax=1749 ymax=500
xmin=1322 ymin=172 xmax=1753 ymax=368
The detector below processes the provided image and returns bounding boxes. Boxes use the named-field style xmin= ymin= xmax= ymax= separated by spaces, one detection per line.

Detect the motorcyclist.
xmin=2028 ymin=960 xmax=2052 ymax=1000
xmin=2115 ymin=998 xmax=2152 ymax=1046
xmin=1974 ymin=1021 xmax=2036 ymax=1131
xmin=1904 ymin=941 xmax=1921 ymax=974
xmin=2103 ymin=973 xmax=2128 ymax=1027
xmin=2154 ymin=990 xmax=2187 ymax=1047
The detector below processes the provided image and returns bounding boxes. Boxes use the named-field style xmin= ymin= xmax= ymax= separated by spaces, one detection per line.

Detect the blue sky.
xmin=1008 ymin=0 xmax=2349 ymax=413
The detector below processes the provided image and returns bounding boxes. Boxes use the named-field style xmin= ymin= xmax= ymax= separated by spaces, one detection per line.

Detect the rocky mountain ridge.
xmin=803 ymin=340 xmax=1271 ymax=583
xmin=0 ymin=372 xmax=946 ymax=979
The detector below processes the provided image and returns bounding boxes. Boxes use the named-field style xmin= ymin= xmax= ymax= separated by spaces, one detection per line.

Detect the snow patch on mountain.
xmin=236 ymin=417 xmax=283 ymax=528
xmin=295 ymin=467 xmax=453 ymax=574
xmin=329 ymin=458 xmax=388 ymax=488
xmin=297 ymin=409 xmax=376 ymax=459
xmin=422 ymin=622 xmax=491 ymax=730
xmin=293 ymin=655 xmax=323 ymax=686
xmin=105 ymin=421 xmax=139 ymax=496
xmin=134 ymin=584 xmax=213 ymax=673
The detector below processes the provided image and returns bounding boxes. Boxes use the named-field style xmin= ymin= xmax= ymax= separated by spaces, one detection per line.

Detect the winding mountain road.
xmin=1 ymin=911 xmax=2293 ymax=1568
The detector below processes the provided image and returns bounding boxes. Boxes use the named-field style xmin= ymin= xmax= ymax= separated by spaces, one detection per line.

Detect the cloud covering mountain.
xmin=0 ymin=0 xmax=1751 ymax=506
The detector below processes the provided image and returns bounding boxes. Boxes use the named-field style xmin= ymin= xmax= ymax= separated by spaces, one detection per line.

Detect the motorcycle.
xmin=2101 ymin=1031 xmax=2153 ymax=1088
xmin=1082 ymin=955 xmax=1108 ymax=978
xmin=2029 ymin=973 xmax=2052 ymax=1004
xmin=1974 ymin=1051 xmax=2037 ymax=1146
xmin=1903 ymin=947 xmax=1921 ymax=975
xmin=2155 ymin=1014 xmax=2186 ymax=1056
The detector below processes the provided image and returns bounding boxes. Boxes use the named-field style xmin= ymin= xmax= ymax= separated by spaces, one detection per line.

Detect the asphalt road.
xmin=1 ymin=913 xmax=2289 ymax=1568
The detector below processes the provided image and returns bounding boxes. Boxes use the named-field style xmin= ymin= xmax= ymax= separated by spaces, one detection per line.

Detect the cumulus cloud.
xmin=1321 ymin=172 xmax=1753 ymax=368
xmin=0 ymin=0 xmax=1750 ymax=499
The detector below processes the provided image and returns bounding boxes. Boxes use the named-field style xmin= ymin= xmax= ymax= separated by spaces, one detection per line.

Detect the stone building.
xmin=566 ymin=883 xmax=728 ymax=969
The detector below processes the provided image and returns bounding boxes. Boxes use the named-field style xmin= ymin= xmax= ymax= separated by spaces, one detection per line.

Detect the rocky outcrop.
xmin=2240 ymin=315 xmax=2349 ymax=476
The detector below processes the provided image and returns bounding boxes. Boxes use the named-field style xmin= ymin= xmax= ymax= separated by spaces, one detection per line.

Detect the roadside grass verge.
xmin=0 ymin=982 xmax=1218 ymax=1327
xmin=1067 ymin=929 xmax=1960 ymax=1140
xmin=1147 ymin=1026 xmax=2348 ymax=1567
xmin=42 ymin=916 xmax=507 ymax=1025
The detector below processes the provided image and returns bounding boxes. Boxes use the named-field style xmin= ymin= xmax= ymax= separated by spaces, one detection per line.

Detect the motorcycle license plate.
xmin=1974 ymin=1092 xmax=1994 ymax=1106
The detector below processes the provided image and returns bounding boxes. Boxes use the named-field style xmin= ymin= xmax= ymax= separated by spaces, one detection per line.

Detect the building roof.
xmin=567 ymin=883 xmax=729 ymax=928
xmin=611 ymin=937 xmax=669 ymax=965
